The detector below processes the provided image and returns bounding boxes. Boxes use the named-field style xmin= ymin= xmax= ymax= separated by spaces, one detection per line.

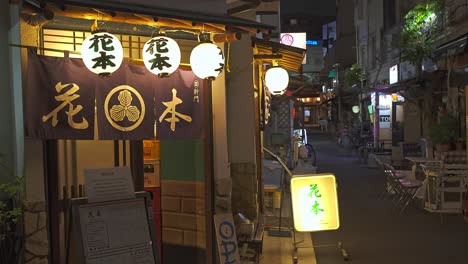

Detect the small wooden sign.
xmin=213 ymin=214 xmax=240 ymax=264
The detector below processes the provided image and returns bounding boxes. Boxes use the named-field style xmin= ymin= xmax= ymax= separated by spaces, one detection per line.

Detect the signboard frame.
xmin=290 ymin=173 xmax=340 ymax=232
xmin=67 ymin=192 xmax=160 ymax=264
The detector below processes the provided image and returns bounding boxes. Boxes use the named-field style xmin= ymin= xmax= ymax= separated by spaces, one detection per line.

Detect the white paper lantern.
xmin=81 ymin=32 xmax=123 ymax=77
xmin=142 ymin=36 xmax=181 ymax=77
xmin=265 ymin=66 xmax=289 ymax=96
xmin=190 ymin=43 xmax=224 ymax=79
xmin=352 ymin=105 xmax=360 ymax=113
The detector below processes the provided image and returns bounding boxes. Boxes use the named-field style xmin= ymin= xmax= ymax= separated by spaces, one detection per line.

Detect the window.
xmin=369 ymin=36 xmax=376 ymax=68
xmin=358 ymin=0 xmax=364 ymax=19
xmin=41 ymin=29 xmax=195 ymax=63
xmin=42 ymin=29 xmax=150 ymax=59
xmin=384 ymin=0 xmax=396 ymax=29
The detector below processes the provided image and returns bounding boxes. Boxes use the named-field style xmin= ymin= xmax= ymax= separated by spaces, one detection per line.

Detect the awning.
xmin=24 ymin=0 xmax=275 ymax=35
xmin=433 ymin=33 xmax=468 ymax=58
xmin=252 ymin=38 xmax=306 ymax=72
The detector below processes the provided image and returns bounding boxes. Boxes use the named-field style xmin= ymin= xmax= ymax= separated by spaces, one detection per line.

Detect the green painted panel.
xmin=160 ymin=140 xmax=205 ymax=182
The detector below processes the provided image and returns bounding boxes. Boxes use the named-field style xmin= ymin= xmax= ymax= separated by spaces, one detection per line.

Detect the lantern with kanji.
xmin=190 ymin=43 xmax=224 ymax=80
xmin=142 ymin=36 xmax=181 ymax=77
xmin=81 ymin=32 xmax=123 ymax=77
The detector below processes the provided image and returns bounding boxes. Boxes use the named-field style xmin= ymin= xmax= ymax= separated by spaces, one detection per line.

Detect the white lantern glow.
xmin=81 ymin=32 xmax=123 ymax=77
xmin=190 ymin=43 xmax=224 ymax=79
xmin=352 ymin=105 xmax=360 ymax=113
xmin=142 ymin=36 xmax=181 ymax=77
xmin=265 ymin=66 xmax=289 ymax=96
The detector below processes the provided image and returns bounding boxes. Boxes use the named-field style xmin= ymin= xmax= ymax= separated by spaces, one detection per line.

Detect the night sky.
xmin=281 ymin=0 xmax=336 ymax=16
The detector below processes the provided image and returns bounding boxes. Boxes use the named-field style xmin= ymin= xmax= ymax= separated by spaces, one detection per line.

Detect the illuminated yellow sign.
xmin=290 ymin=174 xmax=340 ymax=232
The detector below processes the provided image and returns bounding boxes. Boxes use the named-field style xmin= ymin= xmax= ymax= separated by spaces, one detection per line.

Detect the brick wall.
xmin=161 ymin=180 xmax=206 ymax=249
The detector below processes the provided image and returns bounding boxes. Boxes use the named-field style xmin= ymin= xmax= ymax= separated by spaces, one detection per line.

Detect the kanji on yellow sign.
xmin=290 ymin=174 xmax=340 ymax=232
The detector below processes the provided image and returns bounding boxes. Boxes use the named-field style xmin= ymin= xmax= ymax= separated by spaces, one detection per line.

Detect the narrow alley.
xmin=309 ymin=130 xmax=468 ymax=264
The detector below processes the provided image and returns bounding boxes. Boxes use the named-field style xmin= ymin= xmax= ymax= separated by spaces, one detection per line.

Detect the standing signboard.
xmin=290 ymin=174 xmax=340 ymax=232
xmin=68 ymin=192 xmax=160 ymax=264
xmin=214 ymin=214 xmax=241 ymax=264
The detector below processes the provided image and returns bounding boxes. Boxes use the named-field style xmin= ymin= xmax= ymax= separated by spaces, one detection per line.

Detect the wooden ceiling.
xmin=23 ymin=0 xmax=275 ymax=37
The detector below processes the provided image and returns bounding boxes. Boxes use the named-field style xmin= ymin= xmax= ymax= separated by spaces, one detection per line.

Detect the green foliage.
xmin=344 ymin=64 xmax=364 ymax=88
xmin=428 ymin=114 xmax=458 ymax=145
xmin=399 ymin=0 xmax=444 ymax=68
xmin=0 ymin=154 xmax=24 ymax=240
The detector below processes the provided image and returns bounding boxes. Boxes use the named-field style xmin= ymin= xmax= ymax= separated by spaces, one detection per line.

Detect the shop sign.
xmin=280 ymin=32 xmax=307 ymax=64
xmin=389 ymin=64 xmax=398 ymax=85
xmin=290 ymin=174 xmax=340 ymax=232
xmin=25 ymin=50 xmax=205 ymax=140
xmin=214 ymin=214 xmax=241 ymax=264
xmin=376 ymin=105 xmax=391 ymax=110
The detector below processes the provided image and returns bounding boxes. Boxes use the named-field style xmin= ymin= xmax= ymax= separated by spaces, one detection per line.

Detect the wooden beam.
xmin=36 ymin=4 xmax=229 ymax=34
xmin=212 ymin=32 xmax=242 ymax=43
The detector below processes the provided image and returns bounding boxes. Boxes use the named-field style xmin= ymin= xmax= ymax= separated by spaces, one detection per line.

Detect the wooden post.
xmin=465 ymin=86 xmax=468 ymax=162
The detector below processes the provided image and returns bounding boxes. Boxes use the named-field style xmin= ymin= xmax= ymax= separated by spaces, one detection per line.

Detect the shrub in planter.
xmin=0 ymin=154 xmax=23 ymax=264
xmin=428 ymin=114 xmax=457 ymax=151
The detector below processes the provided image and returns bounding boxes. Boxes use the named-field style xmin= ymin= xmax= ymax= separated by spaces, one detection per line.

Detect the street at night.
xmin=1 ymin=0 xmax=468 ymax=263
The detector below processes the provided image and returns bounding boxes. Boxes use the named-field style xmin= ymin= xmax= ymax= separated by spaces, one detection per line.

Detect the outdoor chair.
xmin=383 ymin=164 xmax=423 ymax=214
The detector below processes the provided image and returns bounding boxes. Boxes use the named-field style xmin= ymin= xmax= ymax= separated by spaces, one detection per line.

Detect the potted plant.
xmin=0 ymin=153 xmax=23 ymax=264
xmin=428 ymin=114 xmax=458 ymax=152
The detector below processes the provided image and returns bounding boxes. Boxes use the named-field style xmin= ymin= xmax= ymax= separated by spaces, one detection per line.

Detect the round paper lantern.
xmin=190 ymin=43 xmax=224 ymax=79
xmin=81 ymin=32 xmax=123 ymax=77
xmin=265 ymin=66 xmax=289 ymax=96
xmin=142 ymin=36 xmax=181 ymax=77
xmin=352 ymin=105 xmax=360 ymax=113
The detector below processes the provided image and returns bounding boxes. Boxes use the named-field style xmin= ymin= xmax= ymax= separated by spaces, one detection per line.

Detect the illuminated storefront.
xmin=11 ymin=1 xmax=274 ymax=263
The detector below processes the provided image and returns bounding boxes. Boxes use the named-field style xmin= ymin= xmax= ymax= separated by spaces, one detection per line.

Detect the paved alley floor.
xmin=309 ymin=130 xmax=468 ymax=264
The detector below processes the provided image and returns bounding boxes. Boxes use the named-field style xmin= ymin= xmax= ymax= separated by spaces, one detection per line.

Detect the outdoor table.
xmin=404 ymin=157 xmax=442 ymax=180
xmin=420 ymin=163 xmax=468 ymax=214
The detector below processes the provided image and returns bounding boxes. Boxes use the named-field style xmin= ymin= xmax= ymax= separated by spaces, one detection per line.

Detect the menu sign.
xmin=78 ymin=199 xmax=156 ymax=264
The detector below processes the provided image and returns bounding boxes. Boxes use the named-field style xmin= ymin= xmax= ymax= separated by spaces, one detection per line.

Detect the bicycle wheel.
xmin=304 ymin=143 xmax=317 ymax=167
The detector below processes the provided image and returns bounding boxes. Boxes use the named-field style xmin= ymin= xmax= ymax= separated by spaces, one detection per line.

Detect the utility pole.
xmin=334 ymin=63 xmax=342 ymax=124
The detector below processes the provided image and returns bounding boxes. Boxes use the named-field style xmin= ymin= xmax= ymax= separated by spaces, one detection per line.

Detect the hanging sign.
xmin=95 ymin=63 xmax=155 ymax=140
xmin=290 ymin=174 xmax=340 ymax=232
xmin=25 ymin=51 xmax=205 ymax=140
xmin=24 ymin=49 xmax=95 ymax=139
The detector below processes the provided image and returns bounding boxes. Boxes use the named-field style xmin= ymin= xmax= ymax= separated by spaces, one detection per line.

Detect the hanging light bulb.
xmin=190 ymin=39 xmax=224 ymax=80
xmin=81 ymin=31 xmax=123 ymax=77
xmin=265 ymin=62 xmax=289 ymax=96
xmin=142 ymin=36 xmax=181 ymax=77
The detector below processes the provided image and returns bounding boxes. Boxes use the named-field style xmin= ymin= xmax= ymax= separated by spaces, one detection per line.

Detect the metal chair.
xmin=384 ymin=164 xmax=423 ymax=214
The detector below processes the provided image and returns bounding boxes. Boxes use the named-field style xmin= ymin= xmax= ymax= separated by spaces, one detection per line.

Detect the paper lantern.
xmin=265 ymin=66 xmax=289 ymax=96
xmin=81 ymin=32 xmax=123 ymax=77
xmin=352 ymin=105 xmax=360 ymax=113
xmin=142 ymin=36 xmax=181 ymax=77
xmin=190 ymin=43 xmax=224 ymax=79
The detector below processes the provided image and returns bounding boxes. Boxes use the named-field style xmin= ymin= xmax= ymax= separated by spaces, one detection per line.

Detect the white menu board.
xmin=78 ymin=199 xmax=156 ymax=264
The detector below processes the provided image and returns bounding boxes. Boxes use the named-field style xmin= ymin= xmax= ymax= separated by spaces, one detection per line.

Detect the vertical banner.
xmin=154 ymin=69 xmax=205 ymax=139
xmin=24 ymin=49 xmax=95 ymax=139
xmin=96 ymin=63 xmax=155 ymax=140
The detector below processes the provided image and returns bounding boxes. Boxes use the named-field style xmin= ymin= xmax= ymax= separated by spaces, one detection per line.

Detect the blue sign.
xmin=306 ymin=40 xmax=319 ymax=46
